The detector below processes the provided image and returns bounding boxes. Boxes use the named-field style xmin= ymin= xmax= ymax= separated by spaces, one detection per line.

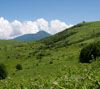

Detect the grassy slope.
xmin=0 ymin=21 xmax=100 ymax=88
xmin=41 ymin=21 xmax=100 ymax=46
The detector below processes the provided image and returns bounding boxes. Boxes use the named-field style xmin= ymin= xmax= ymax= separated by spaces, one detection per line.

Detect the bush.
xmin=49 ymin=61 xmax=53 ymax=64
xmin=36 ymin=52 xmax=44 ymax=59
xmin=0 ymin=63 xmax=7 ymax=79
xmin=80 ymin=42 xmax=100 ymax=63
xmin=16 ymin=64 xmax=22 ymax=70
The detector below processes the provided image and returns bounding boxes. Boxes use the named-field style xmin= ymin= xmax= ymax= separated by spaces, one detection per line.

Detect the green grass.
xmin=0 ymin=21 xmax=100 ymax=88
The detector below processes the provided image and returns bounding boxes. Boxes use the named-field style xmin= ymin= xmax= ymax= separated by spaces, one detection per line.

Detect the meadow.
xmin=0 ymin=21 xmax=100 ymax=89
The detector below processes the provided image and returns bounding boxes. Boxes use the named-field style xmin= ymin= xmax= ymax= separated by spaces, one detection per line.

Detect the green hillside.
xmin=0 ymin=21 xmax=100 ymax=89
xmin=41 ymin=21 xmax=100 ymax=47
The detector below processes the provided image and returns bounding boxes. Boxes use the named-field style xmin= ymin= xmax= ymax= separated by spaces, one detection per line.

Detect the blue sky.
xmin=0 ymin=0 xmax=100 ymax=24
xmin=0 ymin=0 xmax=100 ymax=39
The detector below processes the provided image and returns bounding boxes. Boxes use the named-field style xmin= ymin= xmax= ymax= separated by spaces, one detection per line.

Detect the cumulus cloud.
xmin=11 ymin=20 xmax=39 ymax=38
xmin=0 ymin=17 xmax=13 ymax=39
xmin=11 ymin=20 xmax=22 ymax=38
xmin=0 ymin=17 xmax=73 ymax=39
xmin=49 ymin=20 xmax=68 ymax=34
xmin=21 ymin=21 xmax=39 ymax=34
xmin=36 ymin=18 xmax=48 ymax=31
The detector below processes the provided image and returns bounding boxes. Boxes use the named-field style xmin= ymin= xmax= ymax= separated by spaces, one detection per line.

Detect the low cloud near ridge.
xmin=0 ymin=17 xmax=73 ymax=39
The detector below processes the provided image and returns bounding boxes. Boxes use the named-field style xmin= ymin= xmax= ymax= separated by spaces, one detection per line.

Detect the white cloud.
xmin=11 ymin=20 xmax=22 ymax=38
xmin=49 ymin=20 xmax=68 ymax=34
xmin=36 ymin=18 xmax=48 ymax=31
xmin=11 ymin=20 xmax=39 ymax=38
xmin=0 ymin=17 xmax=13 ymax=39
xmin=21 ymin=21 xmax=39 ymax=34
xmin=0 ymin=17 xmax=73 ymax=39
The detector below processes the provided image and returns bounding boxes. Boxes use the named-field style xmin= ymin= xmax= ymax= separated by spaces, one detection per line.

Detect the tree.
xmin=16 ymin=64 xmax=22 ymax=70
xmin=80 ymin=41 xmax=100 ymax=63
xmin=0 ymin=64 xmax=7 ymax=79
xmin=83 ymin=21 xmax=85 ymax=23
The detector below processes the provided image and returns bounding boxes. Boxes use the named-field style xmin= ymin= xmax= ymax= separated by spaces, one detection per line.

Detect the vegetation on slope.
xmin=0 ymin=21 xmax=100 ymax=88
xmin=41 ymin=21 xmax=100 ymax=48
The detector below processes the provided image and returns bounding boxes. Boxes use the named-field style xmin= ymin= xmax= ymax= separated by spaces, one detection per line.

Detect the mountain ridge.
xmin=11 ymin=31 xmax=51 ymax=41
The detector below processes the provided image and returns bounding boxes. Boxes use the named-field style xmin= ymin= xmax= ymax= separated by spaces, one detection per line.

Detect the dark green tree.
xmin=0 ymin=64 xmax=8 ymax=79
xmin=83 ymin=21 xmax=85 ymax=23
xmin=80 ymin=41 xmax=100 ymax=63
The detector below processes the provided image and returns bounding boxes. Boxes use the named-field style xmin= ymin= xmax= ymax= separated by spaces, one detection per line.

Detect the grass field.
xmin=0 ymin=21 xmax=100 ymax=89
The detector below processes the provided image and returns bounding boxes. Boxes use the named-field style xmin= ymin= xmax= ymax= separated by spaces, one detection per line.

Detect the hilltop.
xmin=41 ymin=21 xmax=100 ymax=48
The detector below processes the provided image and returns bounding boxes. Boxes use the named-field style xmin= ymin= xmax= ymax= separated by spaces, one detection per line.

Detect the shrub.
xmin=36 ymin=64 xmax=38 ymax=67
xmin=49 ymin=61 xmax=53 ymax=64
xmin=36 ymin=55 xmax=42 ymax=59
xmin=0 ymin=63 xmax=7 ymax=79
xmin=36 ymin=52 xmax=44 ymax=59
xmin=80 ymin=41 xmax=100 ymax=63
xmin=16 ymin=64 xmax=22 ymax=70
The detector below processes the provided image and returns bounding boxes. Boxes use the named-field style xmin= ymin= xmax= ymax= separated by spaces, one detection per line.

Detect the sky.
xmin=0 ymin=0 xmax=100 ymax=39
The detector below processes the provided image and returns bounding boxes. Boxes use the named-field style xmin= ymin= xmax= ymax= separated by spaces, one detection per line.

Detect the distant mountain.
xmin=12 ymin=31 xmax=51 ymax=41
